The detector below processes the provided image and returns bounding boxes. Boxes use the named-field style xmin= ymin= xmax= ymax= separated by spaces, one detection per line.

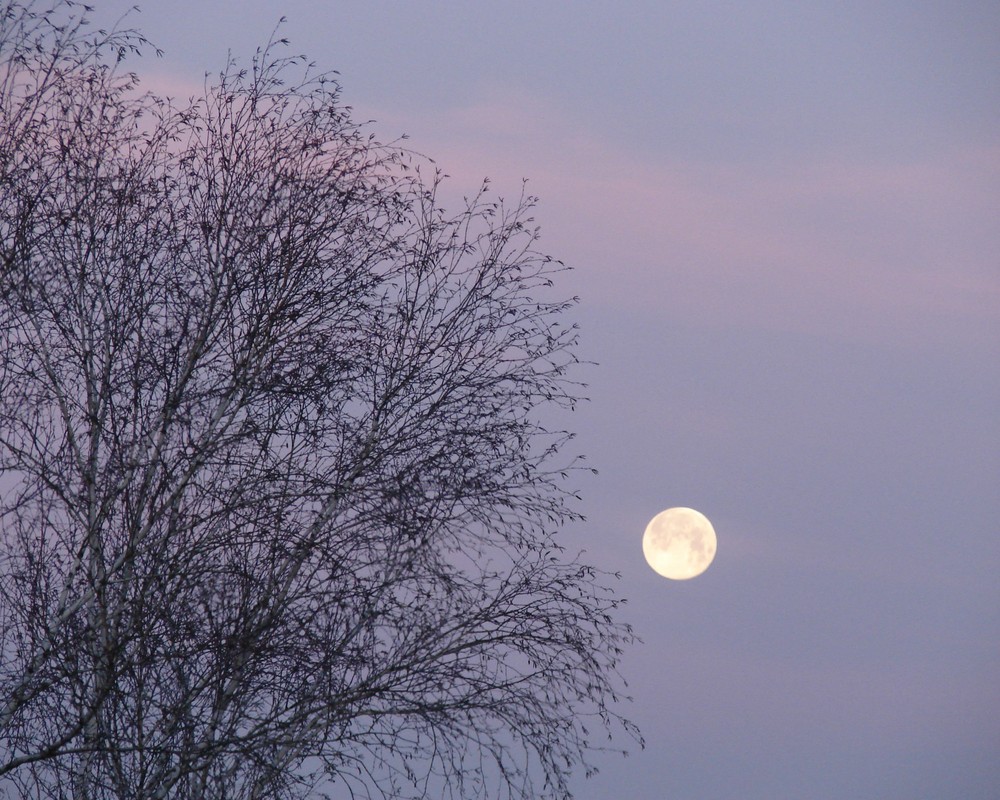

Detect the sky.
xmin=88 ymin=2 xmax=1000 ymax=798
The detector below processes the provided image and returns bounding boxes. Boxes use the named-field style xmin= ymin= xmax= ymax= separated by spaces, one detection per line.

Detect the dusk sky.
xmin=90 ymin=2 xmax=1000 ymax=797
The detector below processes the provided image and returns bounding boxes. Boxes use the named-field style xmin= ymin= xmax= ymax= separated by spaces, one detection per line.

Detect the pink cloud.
xmin=109 ymin=69 xmax=998 ymax=352
xmin=359 ymin=89 xmax=1000 ymax=351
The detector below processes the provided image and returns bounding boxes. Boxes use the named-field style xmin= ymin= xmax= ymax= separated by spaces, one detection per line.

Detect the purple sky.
xmin=91 ymin=2 xmax=1000 ymax=797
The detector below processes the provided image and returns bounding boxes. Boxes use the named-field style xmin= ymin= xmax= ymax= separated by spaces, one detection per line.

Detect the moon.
xmin=642 ymin=507 xmax=717 ymax=580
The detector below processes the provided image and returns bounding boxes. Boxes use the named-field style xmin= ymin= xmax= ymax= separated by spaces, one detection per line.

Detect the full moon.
xmin=642 ymin=507 xmax=717 ymax=580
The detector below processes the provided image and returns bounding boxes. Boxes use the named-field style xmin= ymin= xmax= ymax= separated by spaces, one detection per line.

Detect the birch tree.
xmin=0 ymin=2 xmax=638 ymax=798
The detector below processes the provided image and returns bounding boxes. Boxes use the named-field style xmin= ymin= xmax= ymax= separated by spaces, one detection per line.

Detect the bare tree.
xmin=0 ymin=2 xmax=639 ymax=798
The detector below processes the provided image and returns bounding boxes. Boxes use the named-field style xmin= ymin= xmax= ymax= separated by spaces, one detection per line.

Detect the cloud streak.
xmin=360 ymin=89 xmax=999 ymax=350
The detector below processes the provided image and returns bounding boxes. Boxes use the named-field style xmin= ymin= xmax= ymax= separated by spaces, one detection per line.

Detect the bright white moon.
xmin=642 ymin=507 xmax=717 ymax=580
